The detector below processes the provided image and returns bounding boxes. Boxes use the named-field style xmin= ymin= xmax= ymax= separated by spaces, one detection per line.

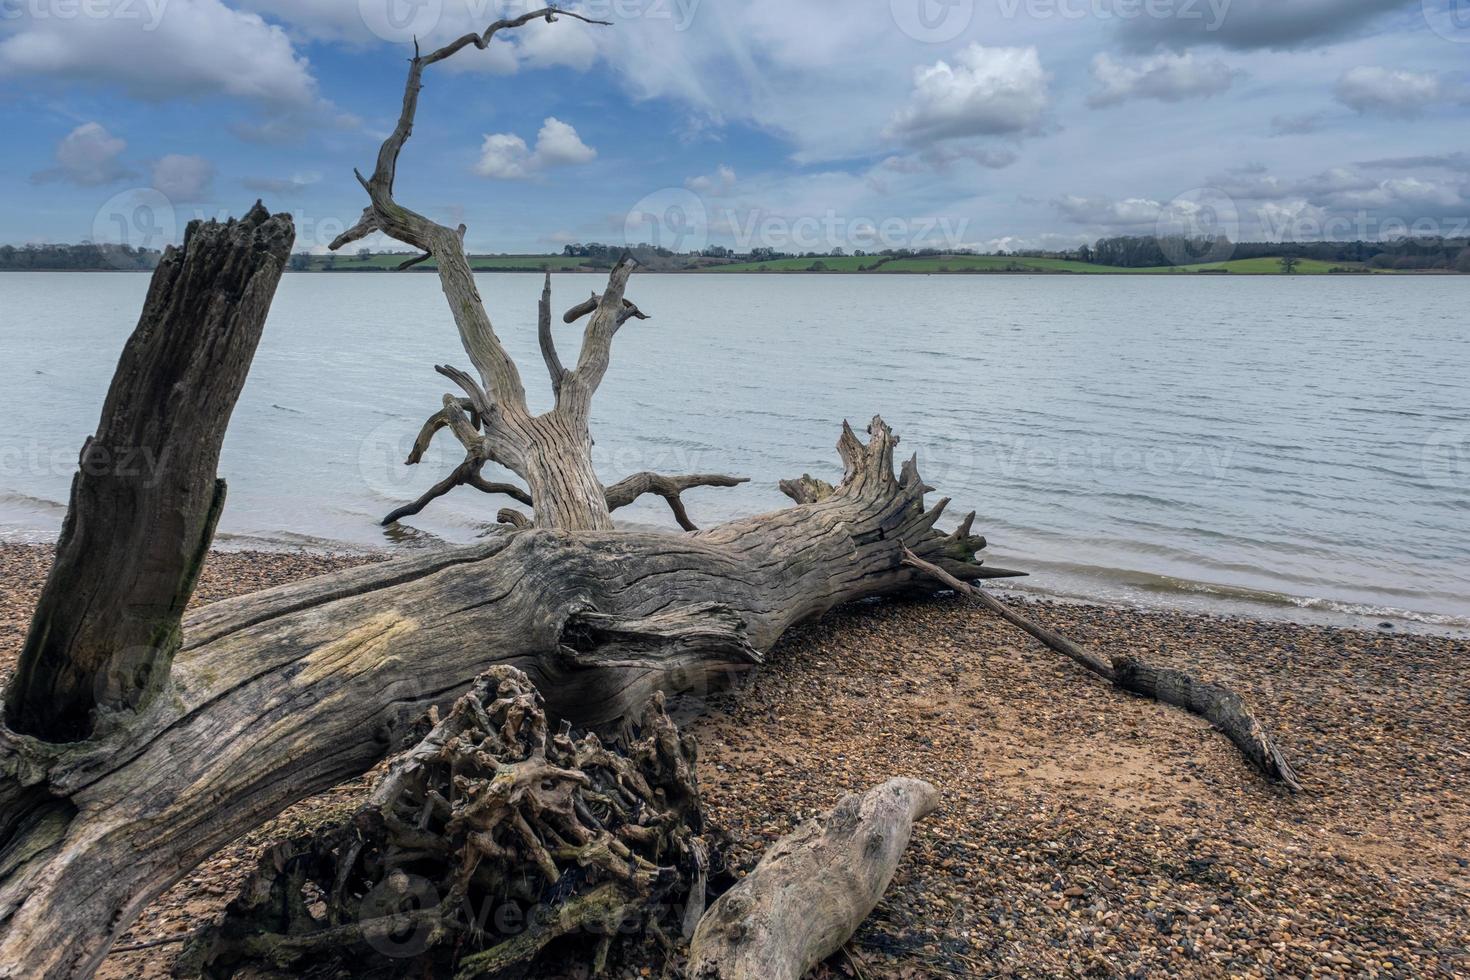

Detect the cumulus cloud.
xmin=1051 ymin=195 xmax=1166 ymax=230
xmin=31 ymin=122 xmax=132 ymax=186
xmin=1118 ymin=0 xmax=1410 ymax=52
xmin=0 ymin=0 xmax=318 ymax=104
xmin=884 ymin=44 xmax=1049 ymax=145
xmin=150 ymin=154 xmax=215 ymax=200
xmin=474 ymin=117 xmax=596 ymax=179
xmin=1056 ymin=157 xmax=1470 ymax=243
xmin=686 ymin=165 xmax=737 ymax=196
xmin=1334 ymin=67 xmax=1447 ymax=117
xmin=1087 ymin=52 xmax=1238 ymax=108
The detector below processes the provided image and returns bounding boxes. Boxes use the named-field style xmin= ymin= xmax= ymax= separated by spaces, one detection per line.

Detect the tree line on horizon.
xmin=6 ymin=235 xmax=1469 ymax=272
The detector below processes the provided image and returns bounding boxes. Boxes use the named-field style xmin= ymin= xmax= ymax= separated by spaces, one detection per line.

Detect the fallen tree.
xmin=0 ymin=10 xmax=1298 ymax=979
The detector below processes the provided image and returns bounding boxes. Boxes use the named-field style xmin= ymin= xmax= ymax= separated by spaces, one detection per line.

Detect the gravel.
xmin=2 ymin=544 xmax=1466 ymax=979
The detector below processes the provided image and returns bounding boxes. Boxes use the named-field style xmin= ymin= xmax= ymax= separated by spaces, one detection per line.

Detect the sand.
xmin=1 ymin=543 xmax=1466 ymax=978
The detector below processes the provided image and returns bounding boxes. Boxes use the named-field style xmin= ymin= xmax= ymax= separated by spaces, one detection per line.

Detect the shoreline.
xmin=2 ymin=543 xmax=1464 ymax=977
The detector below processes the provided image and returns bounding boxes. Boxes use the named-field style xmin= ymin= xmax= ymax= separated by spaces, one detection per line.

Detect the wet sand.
xmin=2 ymin=543 xmax=1466 ymax=978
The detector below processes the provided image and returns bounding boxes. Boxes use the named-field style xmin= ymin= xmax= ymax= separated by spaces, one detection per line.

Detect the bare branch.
xmin=468 ymin=476 xmax=533 ymax=507
xmin=435 ymin=364 xmax=494 ymax=421
xmin=334 ymin=10 xmax=609 ymax=419
xmin=562 ymin=293 xmax=650 ymax=325
xmin=440 ymin=394 xmax=484 ymax=453
xmin=405 ymin=398 xmax=478 ymax=465
xmin=605 ymin=472 xmax=749 ymax=532
xmin=552 ymin=255 xmax=638 ymax=419
xmin=328 ymin=207 xmax=379 ymax=252
xmin=396 ymin=252 xmax=432 ymax=272
xmin=497 ymin=508 xmax=532 ymax=529
xmin=538 ymin=272 xmax=566 ymax=397
xmin=900 ymin=547 xmax=1302 ymax=791
xmin=382 ymin=457 xmax=532 ymax=526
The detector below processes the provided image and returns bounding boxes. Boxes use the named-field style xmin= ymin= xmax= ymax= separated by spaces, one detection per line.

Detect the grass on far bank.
xmin=303 ymin=254 xmax=596 ymax=272
xmin=300 ymin=252 xmax=1379 ymax=275
xmin=710 ymin=254 xmax=1372 ymax=275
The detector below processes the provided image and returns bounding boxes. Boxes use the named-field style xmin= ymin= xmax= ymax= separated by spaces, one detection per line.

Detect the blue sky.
xmin=2 ymin=0 xmax=1468 ymax=254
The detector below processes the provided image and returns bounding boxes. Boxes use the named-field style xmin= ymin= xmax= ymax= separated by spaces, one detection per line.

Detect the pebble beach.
xmin=2 ymin=543 xmax=1466 ymax=978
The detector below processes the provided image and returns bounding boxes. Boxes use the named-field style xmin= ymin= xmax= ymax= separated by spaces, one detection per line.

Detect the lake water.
xmin=2 ymin=271 xmax=1467 ymax=634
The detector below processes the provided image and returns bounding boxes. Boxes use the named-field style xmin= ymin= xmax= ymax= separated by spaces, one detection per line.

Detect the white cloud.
xmin=1334 ymin=67 xmax=1445 ymax=118
xmin=0 ymin=0 xmax=317 ymax=104
xmin=686 ymin=165 xmax=737 ymax=196
xmin=1088 ymin=52 xmax=1239 ymax=108
xmin=32 ymin=122 xmax=131 ymax=186
xmin=884 ymin=45 xmax=1050 ymax=145
xmin=1052 ymin=195 xmax=1166 ymax=229
xmin=150 ymin=154 xmax=215 ymax=201
xmin=474 ymin=117 xmax=596 ymax=179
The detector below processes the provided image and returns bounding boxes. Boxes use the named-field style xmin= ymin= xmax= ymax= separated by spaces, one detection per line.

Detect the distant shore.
xmin=6 ymin=257 xmax=1463 ymax=276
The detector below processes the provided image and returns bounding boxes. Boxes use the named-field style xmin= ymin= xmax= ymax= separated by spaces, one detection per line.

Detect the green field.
xmin=708 ymin=255 xmax=882 ymax=272
xmin=703 ymin=253 xmax=1367 ymax=275
xmin=877 ymin=255 xmax=1135 ymax=274
xmin=304 ymin=252 xmax=1375 ymax=275
xmin=308 ymin=254 xmax=598 ymax=272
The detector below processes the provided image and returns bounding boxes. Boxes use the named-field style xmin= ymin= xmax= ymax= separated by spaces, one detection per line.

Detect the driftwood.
xmin=687 ymin=778 xmax=939 ymax=980
xmin=3 ymin=203 xmax=293 ymax=742
xmin=0 ymin=407 xmax=1008 ymax=977
xmin=180 ymin=666 xmax=719 ymax=979
xmin=901 ymin=548 xmax=1302 ymax=791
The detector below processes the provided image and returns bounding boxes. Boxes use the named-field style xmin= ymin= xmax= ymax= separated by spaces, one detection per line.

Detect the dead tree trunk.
xmin=3 ymin=203 xmax=293 ymax=742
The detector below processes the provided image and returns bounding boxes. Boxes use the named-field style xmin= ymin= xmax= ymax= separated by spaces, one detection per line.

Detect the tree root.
xmin=178 ymin=667 xmax=723 ymax=979
xmin=901 ymin=547 xmax=1302 ymax=791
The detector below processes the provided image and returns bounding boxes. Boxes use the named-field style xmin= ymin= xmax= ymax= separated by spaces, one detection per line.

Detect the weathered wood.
xmin=1112 ymin=657 xmax=1302 ymax=791
xmin=604 ymin=472 xmax=751 ymax=531
xmin=687 ymin=778 xmax=939 ymax=980
xmin=3 ymin=203 xmax=293 ymax=743
xmin=179 ymin=667 xmax=714 ymax=979
xmin=0 ymin=416 xmax=1013 ymax=979
xmin=901 ymin=548 xmax=1301 ymax=790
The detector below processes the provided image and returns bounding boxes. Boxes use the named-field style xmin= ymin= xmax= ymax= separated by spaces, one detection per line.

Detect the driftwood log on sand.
xmin=687 ymin=778 xmax=940 ymax=980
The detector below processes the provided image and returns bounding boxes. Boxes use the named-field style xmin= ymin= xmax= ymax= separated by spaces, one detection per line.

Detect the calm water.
xmin=2 ymin=272 xmax=1467 ymax=633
